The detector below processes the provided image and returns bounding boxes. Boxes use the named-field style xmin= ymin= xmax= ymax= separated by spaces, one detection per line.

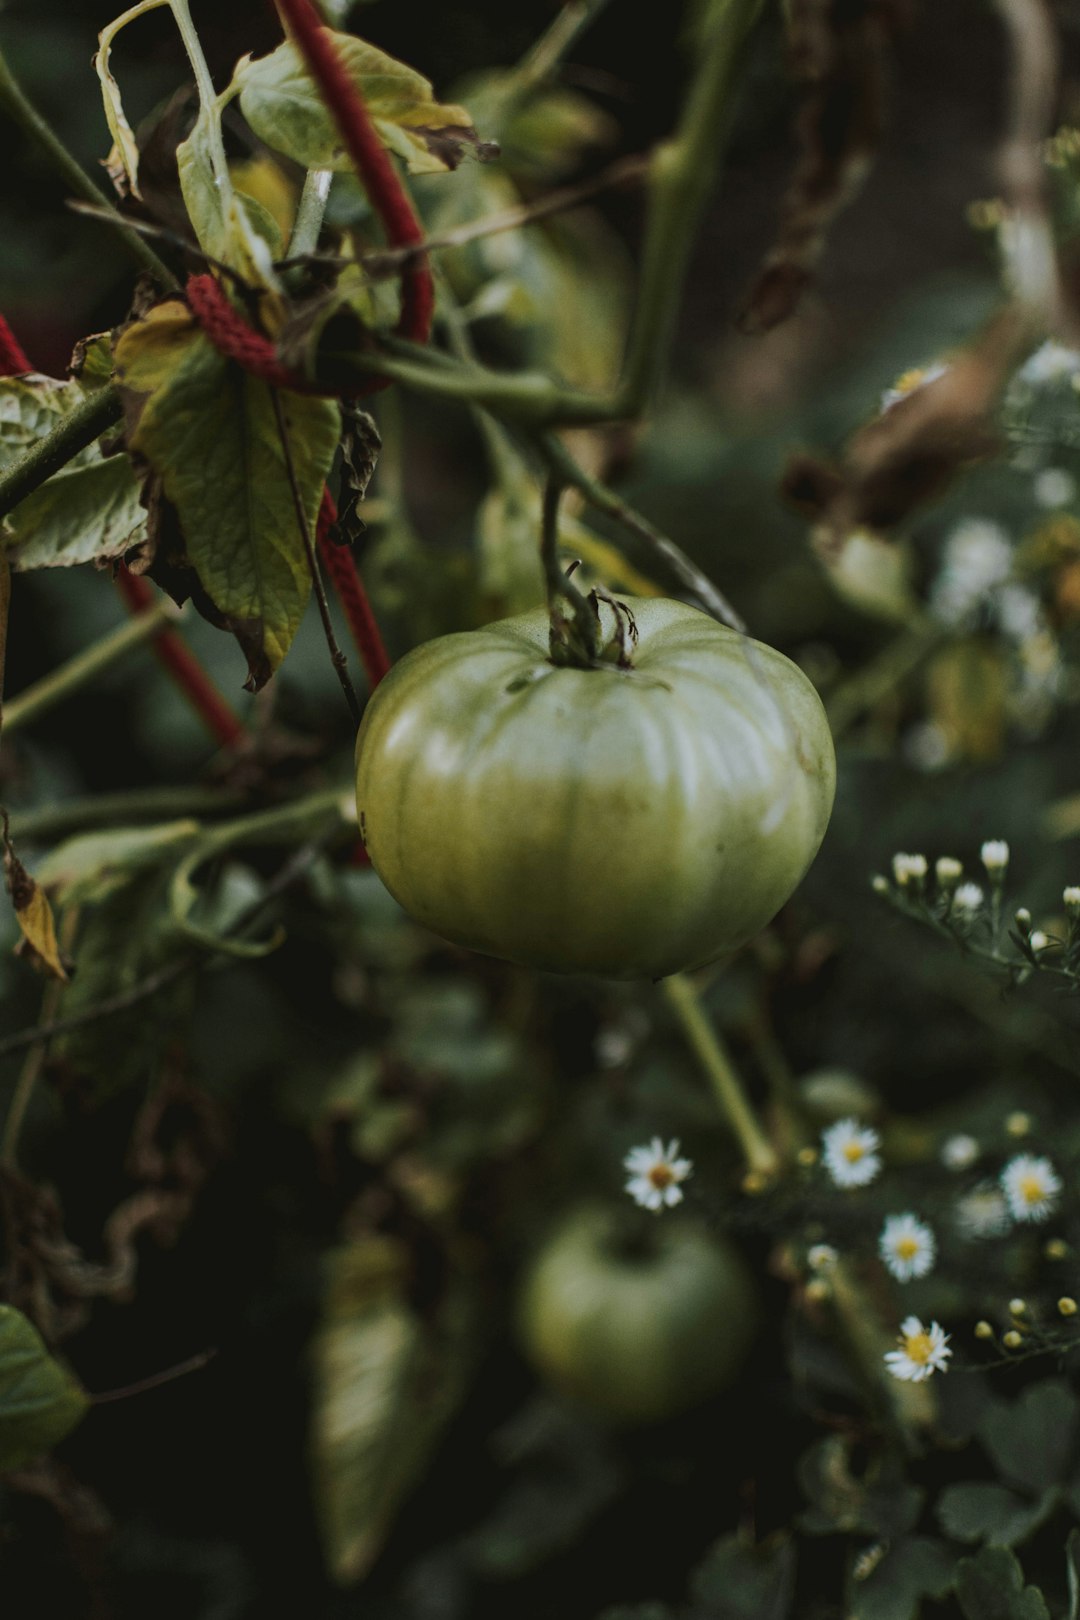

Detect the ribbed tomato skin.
xmin=355 ymin=598 xmax=835 ymax=979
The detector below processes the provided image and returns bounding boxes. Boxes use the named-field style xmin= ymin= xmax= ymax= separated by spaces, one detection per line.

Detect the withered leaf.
xmin=2 ymin=820 xmax=70 ymax=983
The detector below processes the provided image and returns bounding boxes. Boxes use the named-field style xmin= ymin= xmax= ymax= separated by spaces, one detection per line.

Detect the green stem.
xmin=3 ymin=601 xmax=174 ymax=735
xmin=614 ymin=0 xmax=764 ymax=414
xmin=662 ymin=971 xmax=780 ymax=1179
xmin=0 ymin=39 xmax=175 ymax=286
xmin=508 ymin=0 xmax=615 ymax=102
xmin=541 ymin=475 xmax=599 ymax=662
xmin=8 ymin=787 xmax=247 ymax=845
xmin=0 ymin=386 xmax=123 ymax=521
xmin=169 ymin=0 xmax=230 ymax=194
xmin=288 ymin=167 xmax=333 ymax=259
xmin=538 ymin=433 xmax=746 ymax=629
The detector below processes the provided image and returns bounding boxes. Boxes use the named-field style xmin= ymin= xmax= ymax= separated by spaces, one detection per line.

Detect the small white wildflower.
xmin=808 ymin=1243 xmax=838 ymax=1271
xmin=821 ymin=1118 xmax=882 ymax=1188
xmin=996 ymin=584 xmax=1043 ymax=643
xmin=884 ymin=1316 xmax=952 ymax=1382
xmin=1018 ymin=340 xmax=1080 ymax=386
xmin=980 ymin=840 xmax=1010 ymax=875
xmin=956 ymin=1181 xmax=1012 ymax=1240
xmin=871 ymin=873 xmax=890 ymax=895
xmin=952 ymin=882 xmax=985 ymax=917
xmin=941 ymin=1133 xmax=979 ymax=1171
xmin=1001 ymin=1153 xmax=1062 ymax=1223
xmin=892 ymin=852 xmax=928 ymax=888
xmin=624 ymin=1137 xmax=693 ymax=1212
xmin=879 ymin=1213 xmax=937 ymax=1281
xmin=1028 ymin=929 xmax=1050 ymax=952
xmin=1064 ymin=886 xmax=1080 ymax=914
xmin=1033 ymin=467 xmax=1077 ymax=509
xmin=935 ymin=856 xmax=963 ymax=890
xmin=930 ymin=519 xmax=1013 ymax=625
xmin=880 ymin=361 xmax=948 ymax=413
xmin=1015 ymin=908 xmax=1033 ymax=933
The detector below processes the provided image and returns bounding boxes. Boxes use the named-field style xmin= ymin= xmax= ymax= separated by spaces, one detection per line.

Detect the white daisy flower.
xmin=929 ymin=519 xmax=1012 ymax=625
xmin=879 ymin=1213 xmax=936 ymax=1281
xmin=1033 ymin=467 xmax=1076 ymax=509
xmin=624 ymin=1137 xmax=692 ymax=1212
xmin=1001 ymin=1153 xmax=1062 ymax=1223
xmin=1028 ymin=930 xmax=1051 ymax=953
xmin=880 ymin=361 xmax=948 ymax=413
xmin=807 ymin=1243 xmax=838 ymax=1271
xmin=821 ymin=1118 xmax=882 ymax=1188
xmin=941 ymin=1133 xmax=979 ymax=1171
xmin=980 ymin=840 xmax=1010 ymax=875
xmin=1064 ymin=886 xmax=1080 ymax=914
xmin=952 ymin=882 xmax=985 ymax=918
xmin=955 ymin=1181 xmax=1012 ymax=1240
xmin=892 ymin=853 xmax=928 ymax=888
xmin=1018 ymin=340 xmax=1080 ymax=386
xmin=884 ymin=1316 xmax=952 ymax=1382
xmin=935 ymin=856 xmax=963 ymax=890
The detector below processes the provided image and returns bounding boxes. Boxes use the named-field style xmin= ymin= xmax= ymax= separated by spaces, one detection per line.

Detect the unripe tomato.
xmin=516 ymin=1206 xmax=758 ymax=1423
xmin=355 ymin=598 xmax=835 ymax=979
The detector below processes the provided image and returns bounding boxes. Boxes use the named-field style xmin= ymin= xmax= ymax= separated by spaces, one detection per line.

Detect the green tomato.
xmin=354 ymin=597 xmax=835 ymax=980
xmin=516 ymin=1205 xmax=758 ymax=1423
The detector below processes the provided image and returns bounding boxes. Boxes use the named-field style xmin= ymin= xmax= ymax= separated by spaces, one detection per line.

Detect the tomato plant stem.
xmin=541 ymin=476 xmax=601 ymax=662
xmin=0 ymin=387 xmax=123 ymax=521
xmin=274 ymin=0 xmax=434 ymax=342
xmin=662 ymin=972 xmax=780 ymax=1179
xmin=287 ymin=167 xmax=333 ymax=259
xmin=3 ymin=599 xmax=175 ymax=736
xmin=115 ymin=571 xmax=246 ymax=749
xmin=0 ymin=40 xmax=174 ymax=287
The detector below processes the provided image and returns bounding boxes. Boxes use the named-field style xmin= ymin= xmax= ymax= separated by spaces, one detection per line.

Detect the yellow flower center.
xmin=648 ymin=1163 xmax=675 ymax=1190
xmin=894 ymin=367 xmax=928 ymax=397
xmin=842 ymin=1141 xmax=865 ymax=1163
xmin=1020 ymin=1175 xmax=1045 ymax=1205
xmin=895 ymin=1236 xmax=920 ymax=1261
xmin=904 ymin=1331 xmax=933 ymax=1365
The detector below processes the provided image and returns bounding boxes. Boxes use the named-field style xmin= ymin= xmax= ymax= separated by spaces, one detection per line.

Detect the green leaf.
xmin=36 ymin=821 xmax=201 ymax=908
xmin=309 ymin=1236 xmax=478 ymax=1584
xmin=954 ymin=1547 xmax=1050 ymax=1620
xmin=236 ymin=31 xmax=492 ymax=176
xmin=0 ymin=376 xmax=146 ymax=570
xmin=936 ymin=1482 xmax=1056 ymax=1548
xmin=0 ymin=1305 xmax=89 ymax=1471
xmin=688 ymin=1532 xmax=796 ymax=1620
xmin=979 ymin=1379 xmax=1079 ymax=1495
xmin=849 ymin=1536 xmax=955 ymax=1620
xmin=114 ymin=300 xmax=340 ymax=686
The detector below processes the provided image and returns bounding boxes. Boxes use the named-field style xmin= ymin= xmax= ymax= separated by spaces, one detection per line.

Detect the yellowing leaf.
xmin=93 ymin=0 xmax=169 ymax=198
xmin=115 ymin=301 xmax=340 ymax=685
xmin=0 ymin=1305 xmax=89 ymax=1471
xmin=236 ymin=31 xmax=493 ymax=177
xmin=2 ymin=826 xmax=69 ymax=982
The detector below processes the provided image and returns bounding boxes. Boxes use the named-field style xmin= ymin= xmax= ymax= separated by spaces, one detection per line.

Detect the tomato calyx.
xmin=548 ymin=582 xmax=639 ymax=671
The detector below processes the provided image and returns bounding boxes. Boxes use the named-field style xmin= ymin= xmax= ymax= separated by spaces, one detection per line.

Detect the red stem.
xmin=273 ymin=0 xmax=435 ymax=343
xmin=315 ymin=490 xmax=390 ymax=687
xmin=115 ymin=570 xmax=246 ymax=749
xmin=0 ymin=316 xmax=31 ymax=377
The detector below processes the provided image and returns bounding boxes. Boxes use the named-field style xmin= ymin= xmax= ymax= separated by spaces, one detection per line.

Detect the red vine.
xmin=115 ymin=569 xmax=246 ymax=749
xmin=315 ymin=490 xmax=390 ymax=688
xmin=0 ymin=316 xmax=31 ymax=377
xmin=273 ymin=0 xmax=435 ymax=343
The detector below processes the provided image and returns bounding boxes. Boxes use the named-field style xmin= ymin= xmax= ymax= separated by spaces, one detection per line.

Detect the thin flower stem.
xmin=0 ymin=387 xmax=123 ymax=521
xmin=662 ymin=972 xmax=780 ymax=1179
xmin=0 ymin=40 xmax=174 ymax=286
xmin=3 ymin=600 xmax=175 ymax=736
xmin=269 ymin=389 xmax=362 ymax=726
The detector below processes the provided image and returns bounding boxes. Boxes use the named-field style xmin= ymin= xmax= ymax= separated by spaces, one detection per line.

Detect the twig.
xmin=0 ymin=39 xmax=175 ymax=287
xmin=90 ymin=1347 xmax=217 ymax=1404
xmin=269 ymin=390 xmax=362 ymax=726
xmin=363 ymin=155 xmax=649 ymax=279
xmin=0 ymin=388 xmax=123 ymax=521
xmin=0 ymin=960 xmax=187 ymax=1065
xmin=510 ymin=0 xmax=616 ymax=99
xmin=1 ymin=963 xmax=69 ymax=1165
xmin=542 ymin=474 xmax=600 ymax=661
xmin=2 ymin=600 xmax=175 ymax=736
